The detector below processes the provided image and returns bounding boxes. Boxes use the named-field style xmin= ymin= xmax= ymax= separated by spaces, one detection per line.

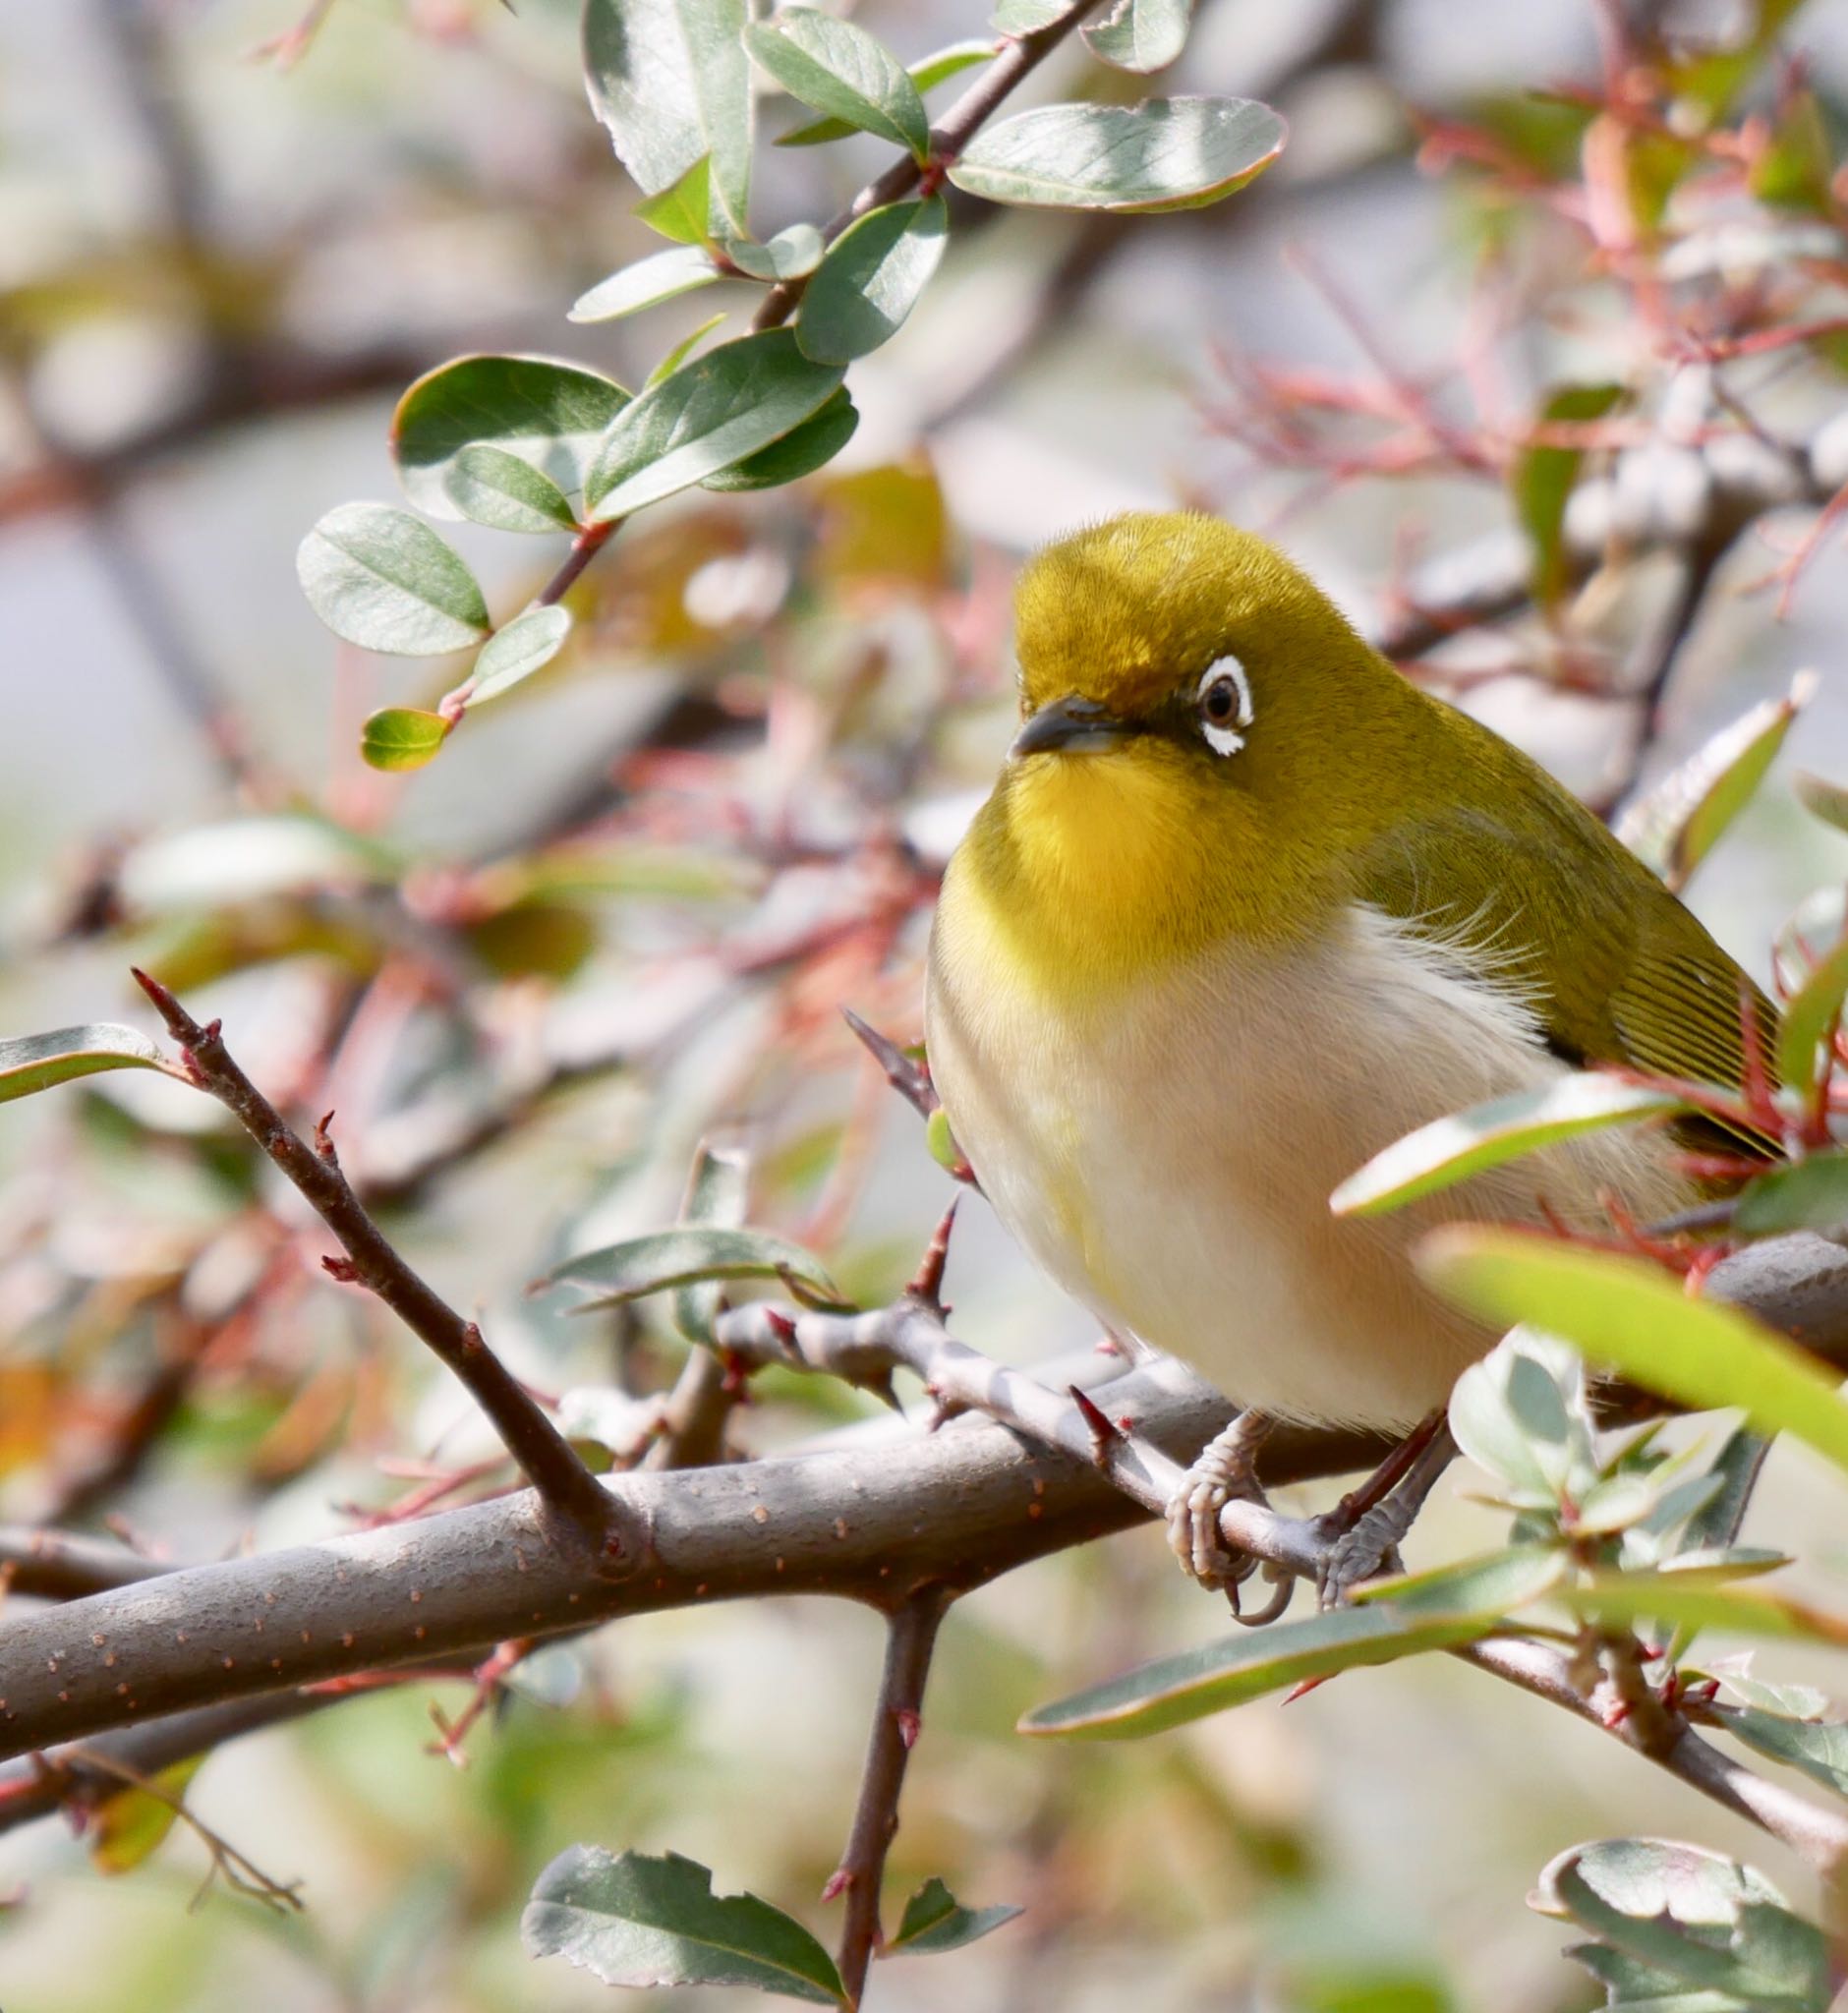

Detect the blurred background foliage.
xmin=2 ymin=0 xmax=1848 ymax=2007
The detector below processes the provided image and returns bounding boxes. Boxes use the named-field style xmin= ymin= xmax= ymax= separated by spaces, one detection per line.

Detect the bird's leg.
xmin=1165 ymin=1409 xmax=1277 ymax=1600
xmin=1309 ymin=1409 xmax=1456 ymax=1608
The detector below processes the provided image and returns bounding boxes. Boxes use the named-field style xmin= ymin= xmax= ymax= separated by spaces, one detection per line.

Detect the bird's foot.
xmin=1308 ymin=1410 xmax=1456 ymax=1608
xmin=1164 ymin=1411 xmax=1284 ymax=1619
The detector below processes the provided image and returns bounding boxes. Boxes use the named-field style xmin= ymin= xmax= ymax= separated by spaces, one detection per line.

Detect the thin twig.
xmin=127 ymin=967 xmax=629 ymax=1563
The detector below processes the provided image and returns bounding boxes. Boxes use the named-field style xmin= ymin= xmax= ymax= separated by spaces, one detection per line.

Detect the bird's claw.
xmin=1164 ymin=1411 xmax=1277 ymax=1609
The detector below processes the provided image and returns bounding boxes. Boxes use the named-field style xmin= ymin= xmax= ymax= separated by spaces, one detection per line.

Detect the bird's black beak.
xmin=1010 ymin=694 xmax=1138 ymax=760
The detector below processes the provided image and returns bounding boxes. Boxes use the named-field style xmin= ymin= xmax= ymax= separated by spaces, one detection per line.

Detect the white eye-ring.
xmin=1195 ymin=654 xmax=1253 ymax=757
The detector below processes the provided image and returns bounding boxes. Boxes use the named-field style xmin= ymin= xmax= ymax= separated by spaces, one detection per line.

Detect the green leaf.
xmin=297 ymin=504 xmax=490 ymax=655
xmin=648 ymin=314 xmax=729 ymax=386
xmin=582 ymin=0 xmax=753 ymax=234
xmin=1021 ymin=1547 xmax=1563 ymax=1740
xmin=89 ymin=1757 xmax=203 ymax=1875
xmin=795 ymin=199 xmax=949 ymax=365
xmin=444 ymin=444 xmax=580 ymax=534
xmin=523 ymin=1847 xmax=847 ymax=2005
xmin=887 ymin=1877 xmax=1023 ymax=1955
xmin=635 ymin=154 xmax=716 ymax=245
xmin=1420 ymin=1230 xmax=1848 ymax=1478
xmin=744 ymin=9 xmax=929 ymax=160
xmin=1560 ymin=1569 xmax=1848 ymax=1651
xmin=1616 ymin=674 xmax=1815 ymax=893
xmin=120 ymin=816 xmax=394 ymax=911
xmin=1533 ymin=1839 xmax=1828 ymax=2009
xmin=718 ymin=223 xmax=825 ymax=282
xmin=1751 ymin=89 xmax=1834 ymax=214
xmin=991 ymin=0 xmax=1070 ymax=29
xmin=1793 ymin=772 xmax=1848 ymax=835
xmin=1449 ymin=1329 xmax=1597 ymax=1509
xmin=570 ymin=245 xmax=725 ymax=323
xmin=359 ymin=707 xmax=450 ymax=773
xmin=537 ymin=1225 xmax=842 ymax=1310
xmin=1330 ymin=1076 xmax=1683 ymax=1218
xmin=1734 ymin=1153 xmax=1848 ymax=1237
xmin=1677 ymin=1427 xmax=1768 ymax=1557
xmin=467 ymin=605 xmax=574 ymax=706
xmin=1775 ymin=926 xmax=1848 ymax=1095
xmin=1082 ymin=0 xmax=1192 ymax=73
xmin=948 ymin=95 xmax=1286 ymax=213
xmin=701 ymin=387 xmax=857 ymax=491
xmin=1513 ymin=382 xmax=1625 ymax=604
xmin=674 ymin=1139 xmax=750 ymax=1345
xmin=391 ymin=355 xmax=631 ymax=518
xmin=585 ymin=330 xmax=844 ymax=520
xmin=0 ymin=1025 xmax=178 ymax=1104
xmin=1716 ymin=1700 xmax=1848 ymax=1800
xmin=778 ymin=40 xmax=994 ymax=145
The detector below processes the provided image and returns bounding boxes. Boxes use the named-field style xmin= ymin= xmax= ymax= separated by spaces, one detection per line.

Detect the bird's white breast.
xmin=925 ymin=899 xmax=1690 ymax=1428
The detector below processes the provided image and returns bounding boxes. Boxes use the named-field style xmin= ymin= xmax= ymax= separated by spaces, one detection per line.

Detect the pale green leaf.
xmin=1717 ymin=1700 xmax=1848 ymax=1799
xmin=991 ymin=0 xmax=1069 ymax=29
xmin=744 ymin=8 xmax=929 ymax=159
xmin=674 ymin=1139 xmax=750 ymax=1344
xmin=359 ymin=708 xmax=450 ymax=773
xmin=0 ymin=1025 xmax=178 ymax=1104
xmin=570 ymin=246 xmax=725 ymax=323
xmin=467 ymin=605 xmax=574 ymax=706
xmin=1776 ymin=928 xmax=1848 ymax=1094
xmin=1733 ymin=1153 xmax=1848 ymax=1237
xmin=718 ymin=223 xmax=824 ymax=282
xmin=445 ymin=444 xmax=579 ymax=533
xmin=795 ymin=198 xmax=948 ymax=365
xmin=948 ymin=95 xmax=1285 ymax=213
xmin=1793 ymin=771 xmax=1848 ymax=835
xmin=537 ymin=1224 xmax=842 ymax=1309
xmin=635 ymin=154 xmax=715 ymax=245
xmin=1082 ymin=0 xmax=1192 ymax=73
xmin=297 ymin=504 xmax=489 ymax=655
xmin=778 ymin=40 xmax=994 ymax=145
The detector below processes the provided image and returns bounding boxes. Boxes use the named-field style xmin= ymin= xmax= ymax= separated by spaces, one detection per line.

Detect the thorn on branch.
xmin=841 ymin=1007 xmax=937 ymax=1121
xmin=1068 ymin=1385 xmax=1122 ymax=1469
xmin=320 ymin=1254 xmax=360 ymax=1285
xmin=313 ymin=1111 xmax=339 ymax=1165
xmin=904 ymin=1201 xmax=958 ymax=1311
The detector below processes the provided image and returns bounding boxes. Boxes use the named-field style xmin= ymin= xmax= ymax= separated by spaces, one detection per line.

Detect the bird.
xmin=924 ymin=510 xmax=1772 ymax=1604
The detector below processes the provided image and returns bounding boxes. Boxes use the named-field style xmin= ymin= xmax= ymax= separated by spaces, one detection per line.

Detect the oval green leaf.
xmin=1330 ymin=1075 xmax=1683 ymax=1218
xmin=467 ymin=604 xmax=574 ymax=706
xmin=744 ymin=8 xmax=929 ymax=159
xmin=1513 ymin=382 xmax=1624 ymax=604
xmin=359 ymin=707 xmax=450 ymax=773
xmin=949 ymin=95 xmax=1286 ymax=213
xmin=585 ymin=329 xmax=844 ymax=521
xmin=1419 ymin=1228 xmax=1848 ymax=1477
xmin=795 ymin=198 xmax=949 ymax=365
xmin=0 ymin=1025 xmax=179 ymax=1104
xmin=445 ymin=444 xmax=579 ymax=534
xmin=298 ymin=504 xmax=489 ymax=655
xmin=701 ymin=387 xmax=858 ymax=491
xmin=523 ymin=1847 xmax=845 ymax=2005
xmin=391 ymin=355 xmax=631 ymax=517
xmin=779 ymin=39 xmax=994 ymax=146
xmin=717 ymin=222 xmax=824 ymax=283
xmin=570 ymin=245 xmax=725 ymax=324
xmin=1083 ymin=0 xmax=1193 ymax=73
xmin=536 ymin=1224 xmax=842 ymax=1309
xmin=582 ymin=0 xmax=753 ymax=233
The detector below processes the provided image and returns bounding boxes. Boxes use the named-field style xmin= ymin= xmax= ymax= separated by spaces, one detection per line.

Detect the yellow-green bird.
xmin=925 ymin=511 xmax=1770 ymax=1595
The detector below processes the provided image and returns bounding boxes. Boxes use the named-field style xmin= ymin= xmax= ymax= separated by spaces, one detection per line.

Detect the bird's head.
xmin=965 ymin=512 xmax=1422 ymax=982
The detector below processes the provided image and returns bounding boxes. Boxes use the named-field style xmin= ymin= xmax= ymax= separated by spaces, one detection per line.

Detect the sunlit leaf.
xmin=949 ymin=96 xmax=1286 ymax=213
xmin=744 ymin=8 xmax=930 ymax=159
xmin=358 ymin=707 xmax=450 ymax=773
xmin=1775 ymin=928 xmax=1848 ymax=1094
xmin=1082 ymin=0 xmax=1192 ymax=73
xmin=700 ymin=388 xmax=858 ymax=491
xmin=524 ymin=1847 xmax=846 ymax=2004
xmin=121 ymin=816 xmax=393 ymax=911
xmin=0 ymin=1025 xmax=178 ymax=1104
xmin=779 ymin=39 xmax=994 ymax=145
xmin=467 ymin=605 xmax=574 ymax=706
xmin=297 ymin=504 xmax=489 ymax=655
xmin=89 ymin=1757 xmax=203 ymax=1875
xmin=570 ymin=246 xmax=726 ymax=324
xmin=1733 ymin=1153 xmax=1848 ymax=1237
xmin=887 ymin=1877 xmax=1023 ymax=1955
xmin=1751 ymin=89 xmax=1833 ymax=214
xmin=391 ymin=355 xmax=631 ymax=517
xmin=1714 ymin=1697 xmax=1848 ymax=1800
xmin=795 ymin=199 xmax=948 ymax=365
xmin=717 ymin=223 xmax=824 ymax=282
xmin=635 ymin=154 xmax=716 ymax=245
xmin=991 ymin=0 xmax=1069 ymax=29
xmin=445 ymin=445 xmax=580 ymax=534
xmin=582 ymin=0 xmax=753 ymax=233
xmin=1560 ymin=1569 xmax=1848 ymax=1649
xmin=1420 ymin=1230 xmax=1848 ymax=1477
xmin=1616 ymin=674 xmax=1815 ymax=892
xmin=537 ymin=1225 xmax=842 ymax=1309
xmin=1514 ymin=382 xmax=1624 ymax=604
xmin=648 ymin=314 xmax=730 ymax=386
xmin=1330 ymin=1076 xmax=1682 ymax=1218
xmin=1449 ymin=1329 xmax=1597 ymax=1509
xmin=585 ymin=330 xmax=844 ymax=520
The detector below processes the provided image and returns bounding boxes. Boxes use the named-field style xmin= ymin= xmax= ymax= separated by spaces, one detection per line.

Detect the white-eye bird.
xmin=925 ymin=512 xmax=1771 ymax=1600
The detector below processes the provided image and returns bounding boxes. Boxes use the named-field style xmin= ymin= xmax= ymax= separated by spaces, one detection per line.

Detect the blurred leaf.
xmin=1021 ymin=1548 xmax=1563 ymax=1740
xmin=1449 ymin=1329 xmax=1596 ymax=1509
xmin=635 ymin=154 xmax=716 ymax=245
xmin=391 ymin=355 xmax=630 ymax=517
xmin=950 ymin=96 xmax=1285 ymax=212
xmin=1082 ymin=0 xmax=1192 ymax=73
xmin=1569 ymin=1939 xmax=1744 ymax=2008
xmin=1678 ymin=1428 xmax=1768 ymax=1556
xmin=121 ymin=815 xmax=393 ymax=911
xmin=538 ymin=1225 xmax=841 ymax=1309
xmin=795 ymin=198 xmax=949 ymax=364
xmin=89 ymin=1757 xmax=203 ymax=1875
xmin=1560 ymin=1570 xmax=1848 ymax=1650
xmin=1330 ymin=1076 xmax=1682 ymax=1218
xmin=1668 ymin=0 xmax=1809 ymax=117
xmin=0 ymin=1025 xmax=176 ymax=1104
xmin=1514 ymin=382 xmax=1623 ymax=604
xmin=298 ymin=504 xmax=489 ymax=655
xmin=701 ymin=386 xmax=858 ymax=490
xmin=991 ymin=0 xmax=1069 ymax=28
xmin=466 ymin=898 xmax=597 ymax=981
xmin=1420 ymin=1231 xmax=1848 ymax=1477
xmin=523 ymin=1846 xmax=846 ymax=2004
xmin=444 ymin=444 xmax=580 ymax=534
xmin=572 ymin=246 xmax=725 ymax=324
xmin=745 ymin=9 xmax=929 ymax=158
xmin=1793 ymin=772 xmax=1848 ymax=834
xmin=719 ymin=223 xmax=825 ymax=282
xmin=1616 ymin=675 xmax=1814 ymax=892
xmin=779 ymin=39 xmax=994 ymax=145
xmin=887 ymin=1877 xmax=1022 ymax=1955
xmin=585 ymin=330 xmax=844 ymax=519
xmin=675 ymin=1139 xmax=750 ymax=1344
xmin=558 ymin=1386 xmax=666 ymax=1467
xmin=1624 ymin=127 xmax=1697 ymax=232
xmin=1771 ymin=887 xmax=1847 ymax=999
xmin=815 ymin=456 xmax=949 ymax=589
xmin=1750 ymin=90 xmax=1833 ymax=214
xmin=1776 ymin=926 xmax=1848 ymax=1094
xmin=467 ymin=605 xmax=574 ymax=706
xmin=583 ymin=0 xmax=753 ymax=234
xmin=1734 ymin=1154 xmax=1848 ymax=1237
xmin=359 ymin=708 xmax=450 ymax=773
xmin=1534 ymin=1838 xmax=1827 ymax=2008
xmin=1715 ymin=1700 xmax=1848 ymax=1800
xmin=648 ymin=313 xmax=730 ymax=385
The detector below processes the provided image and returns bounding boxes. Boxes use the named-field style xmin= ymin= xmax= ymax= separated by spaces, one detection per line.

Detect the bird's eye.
xmin=1193 ymin=654 xmax=1253 ymax=757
